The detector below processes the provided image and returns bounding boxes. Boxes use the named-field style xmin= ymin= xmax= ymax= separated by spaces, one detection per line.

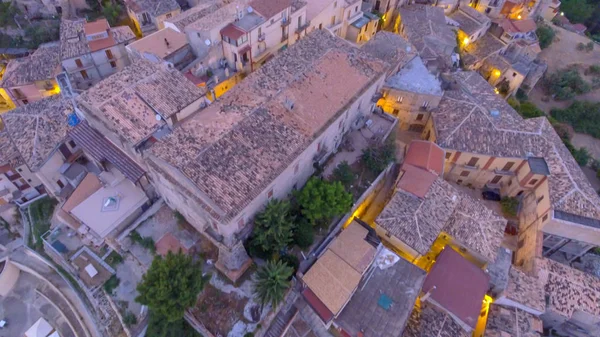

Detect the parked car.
xmin=482 ymin=190 xmax=501 ymax=201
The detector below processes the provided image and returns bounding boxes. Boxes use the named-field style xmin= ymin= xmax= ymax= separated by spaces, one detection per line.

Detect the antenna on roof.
xmin=247 ymin=6 xmax=253 ymax=13
xmin=155 ymin=114 xmax=162 ymax=121
xmin=205 ymin=39 xmax=211 ymax=46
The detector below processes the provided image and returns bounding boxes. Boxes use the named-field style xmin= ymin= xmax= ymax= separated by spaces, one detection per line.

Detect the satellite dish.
xmin=205 ymin=39 xmax=211 ymax=46
xmin=155 ymin=114 xmax=162 ymax=121
xmin=247 ymin=6 xmax=253 ymax=13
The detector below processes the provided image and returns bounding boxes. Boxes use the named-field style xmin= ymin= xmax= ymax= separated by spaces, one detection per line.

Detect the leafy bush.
xmin=292 ymin=218 xmax=314 ymax=249
xmin=516 ymin=88 xmax=528 ymax=102
xmin=560 ymin=0 xmax=594 ymax=23
xmin=500 ymin=197 xmax=519 ymax=217
xmin=102 ymin=2 xmax=123 ymax=26
xmin=129 ymin=231 xmax=156 ymax=253
xmin=552 ymin=122 xmax=575 ymax=141
xmin=0 ymin=3 xmax=19 ymax=27
xmin=295 ymin=178 xmax=353 ymax=226
xmin=104 ymin=275 xmax=120 ymax=294
xmin=577 ymin=42 xmax=587 ymax=51
xmin=29 ymin=197 xmax=58 ymax=251
xmin=279 ymin=254 xmax=299 ymax=276
xmin=246 ymin=238 xmax=272 ymax=260
xmin=545 ymin=69 xmax=591 ymax=100
xmin=106 ymin=251 xmax=124 ymax=267
xmin=587 ymin=41 xmax=595 ymax=51
xmin=588 ymin=65 xmax=600 ymax=75
xmin=173 ymin=211 xmax=187 ymax=225
xmin=146 ymin=311 xmax=202 ymax=337
xmin=517 ymin=102 xmax=545 ymax=119
xmin=572 ymin=146 xmax=591 ymax=166
xmin=507 ymin=97 xmax=520 ymax=110
xmin=361 ymin=141 xmax=396 ymax=174
xmin=122 ymin=311 xmax=138 ymax=327
xmin=551 ymin=100 xmax=600 ymax=138
xmin=536 ymin=24 xmax=555 ymax=49
xmin=332 ymin=161 xmax=354 ymax=188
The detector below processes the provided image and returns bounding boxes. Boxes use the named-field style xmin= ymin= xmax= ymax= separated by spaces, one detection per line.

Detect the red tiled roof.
xmin=500 ymin=18 xmax=537 ymax=34
xmin=84 ymin=19 xmax=110 ymax=35
xmin=397 ymin=164 xmax=437 ymax=198
xmin=249 ymin=0 xmax=292 ymax=19
xmin=69 ymin=121 xmax=145 ymax=182
xmin=404 ymin=140 xmax=444 ymax=176
xmin=572 ymin=23 xmax=587 ymax=32
xmin=422 ymin=246 xmax=489 ymax=329
xmin=302 ymin=287 xmax=334 ymax=323
xmin=500 ymin=1 xmax=518 ymax=15
xmin=220 ymin=23 xmax=246 ymax=40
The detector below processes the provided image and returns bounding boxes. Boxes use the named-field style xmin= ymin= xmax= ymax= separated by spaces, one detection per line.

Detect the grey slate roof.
xmin=69 ymin=121 xmax=145 ymax=182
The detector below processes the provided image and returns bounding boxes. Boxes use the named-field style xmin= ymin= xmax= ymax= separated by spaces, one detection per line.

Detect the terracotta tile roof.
xmin=403 ymin=140 xmax=444 ymax=176
xmin=0 ymin=127 xmax=22 ymax=167
xmin=150 ymin=30 xmax=387 ymax=221
xmin=302 ymin=221 xmax=377 ymax=316
xmin=449 ymin=6 xmax=490 ymax=36
xmin=76 ymin=59 xmax=206 ymax=145
xmin=69 ymin=122 xmax=145 ymax=182
xmin=422 ymin=246 xmax=490 ymax=329
xmin=0 ymin=42 xmax=61 ymax=88
xmin=249 ymin=0 xmax=292 ymax=18
xmin=376 ymin=174 xmax=506 ymax=262
xmin=402 ymin=302 xmax=470 ymax=337
xmin=434 ymin=71 xmax=600 ymax=221
xmin=185 ymin=0 xmax=249 ymax=32
xmin=462 ymin=33 xmax=507 ymax=68
xmin=60 ymin=19 xmax=135 ymax=60
xmin=499 ymin=267 xmax=546 ymax=314
xmin=125 ymin=0 xmax=180 ymax=16
xmin=84 ymin=18 xmax=110 ymax=34
xmin=220 ymin=23 xmax=246 ymax=39
xmin=485 ymin=304 xmax=543 ymax=337
xmin=536 ymin=257 xmax=600 ymax=318
xmin=361 ymin=31 xmax=418 ymax=74
xmin=1 ymin=95 xmax=74 ymax=171
xmin=127 ymin=28 xmax=189 ymax=59
xmin=398 ymin=5 xmax=456 ymax=67
xmin=500 ymin=18 xmax=537 ymax=34
xmin=166 ymin=1 xmax=221 ymax=31
xmin=336 ymin=252 xmax=426 ymax=337
xmin=396 ymin=164 xmax=438 ymax=198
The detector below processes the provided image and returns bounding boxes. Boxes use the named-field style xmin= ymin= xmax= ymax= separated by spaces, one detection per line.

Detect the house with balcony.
xmin=125 ymin=0 xmax=181 ymax=36
xmin=59 ymin=19 xmax=136 ymax=90
xmin=397 ymin=5 xmax=458 ymax=72
xmin=362 ymin=0 xmax=401 ymax=29
xmin=126 ymin=27 xmax=195 ymax=70
xmin=0 ymin=42 xmax=61 ymax=108
xmin=305 ymin=0 xmax=377 ymax=44
xmin=448 ymin=5 xmax=492 ymax=44
xmin=0 ymin=95 xmax=83 ymax=202
xmin=220 ymin=0 xmax=308 ymax=73
xmin=419 ymin=71 xmax=600 ymax=273
xmin=376 ymin=56 xmax=443 ymax=131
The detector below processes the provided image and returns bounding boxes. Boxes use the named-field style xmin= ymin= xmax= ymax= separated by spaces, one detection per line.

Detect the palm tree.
xmin=253 ymin=199 xmax=295 ymax=255
xmin=254 ymin=260 xmax=293 ymax=309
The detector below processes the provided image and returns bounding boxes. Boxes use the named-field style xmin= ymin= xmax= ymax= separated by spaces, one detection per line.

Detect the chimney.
xmin=420 ymin=286 xmax=436 ymax=302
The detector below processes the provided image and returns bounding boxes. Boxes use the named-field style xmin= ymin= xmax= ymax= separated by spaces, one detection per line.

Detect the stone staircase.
xmin=264 ymin=305 xmax=298 ymax=337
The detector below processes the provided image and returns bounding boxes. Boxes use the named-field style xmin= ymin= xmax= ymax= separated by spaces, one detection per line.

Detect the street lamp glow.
xmin=463 ymin=37 xmax=470 ymax=45
xmin=517 ymin=14 xmax=522 ymax=19
xmin=494 ymin=69 xmax=501 ymax=77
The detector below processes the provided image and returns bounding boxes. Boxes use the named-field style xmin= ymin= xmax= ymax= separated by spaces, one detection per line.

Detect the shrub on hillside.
xmin=545 ymin=69 xmax=591 ymax=100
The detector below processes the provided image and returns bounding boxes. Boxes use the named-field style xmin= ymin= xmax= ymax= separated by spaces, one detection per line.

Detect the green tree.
xmin=573 ymin=146 xmax=591 ymax=166
xmin=295 ymin=177 xmax=353 ymax=225
xmin=102 ymin=2 xmax=122 ymax=26
xmin=517 ymin=102 xmax=545 ymax=119
xmin=254 ymin=260 xmax=293 ymax=309
xmin=361 ymin=141 xmax=396 ymax=174
xmin=146 ymin=311 xmax=202 ymax=337
xmin=500 ymin=197 xmax=519 ymax=217
xmin=292 ymin=218 xmax=314 ymax=249
xmin=551 ymin=100 xmax=600 ymax=138
xmin=332 ymin=161 xmax=354 ymax=188
xmin=536 ymin=24 xmax=555 ymax=49
xmin=560 ymin=0 xmax=594 ymax=23
xmin=252 ymin=199 xmax=295 ymax=256
xmin=136 ymin=251 xmax=209 ymax=322
xmin=0 ymin=3 xmax=19 ymax=27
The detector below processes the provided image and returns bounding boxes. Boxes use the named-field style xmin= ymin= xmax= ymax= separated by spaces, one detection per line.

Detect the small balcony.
xmin=281 ymin=34 xmax=289 ymax=43
xmin=493 ymin=168 xmax=516 ymax=176
xmin=258 ymin=32 xmax=266 ymax=42
xmin=295 ymin=22 xmax=310 ymax=33
xmin=281 ymin=17 xmax=291 ymax=27
xmin=462 ymin=164 xmax=479 ymax=170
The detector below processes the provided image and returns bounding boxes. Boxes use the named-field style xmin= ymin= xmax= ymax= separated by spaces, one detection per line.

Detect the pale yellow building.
xmin=125 ymin=0 xmax=181 ymax=36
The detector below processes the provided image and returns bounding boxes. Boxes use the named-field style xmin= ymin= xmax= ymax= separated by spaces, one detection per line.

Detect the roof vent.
xmin=406 ymin=45 xmax=411 ymax=52
xmin=490 ymin=109 xmax=500 ymax=118
xmin=247 ymin=5 xmax=253 ymax=13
